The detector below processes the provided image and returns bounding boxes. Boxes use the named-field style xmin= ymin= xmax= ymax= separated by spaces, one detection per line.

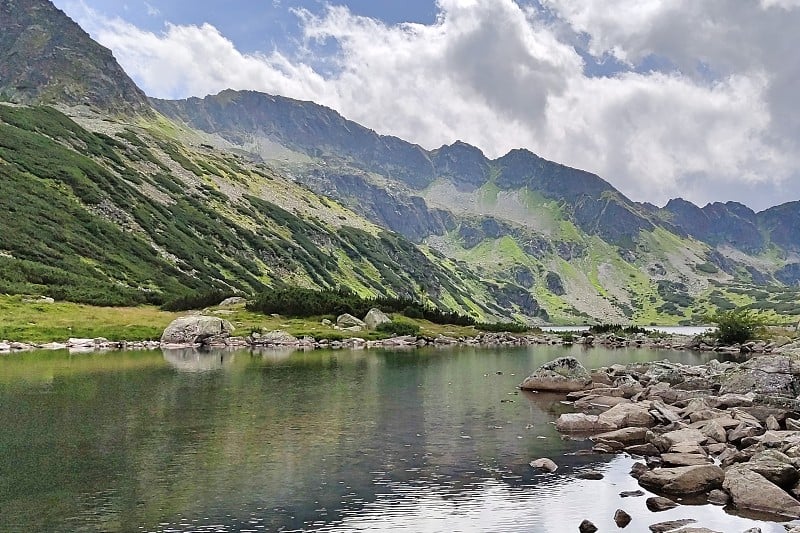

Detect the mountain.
xmin=2 ymin=0 xmax=799 ymax=325
xmin=0 ymin=0 xmax=149 ymax=114
xmin=154 ymin=90 xmax=800 ymax=324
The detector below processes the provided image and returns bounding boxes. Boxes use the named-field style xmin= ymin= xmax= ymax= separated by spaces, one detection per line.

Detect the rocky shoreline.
xmin=520 ymin=341 xmax=800 ymax=532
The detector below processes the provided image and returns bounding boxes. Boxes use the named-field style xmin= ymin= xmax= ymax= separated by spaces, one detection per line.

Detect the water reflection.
xmin=0 ymin=346 xmax=786 ymax=532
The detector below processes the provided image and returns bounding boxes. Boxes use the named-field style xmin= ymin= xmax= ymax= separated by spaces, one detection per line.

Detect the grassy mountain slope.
xmin=154 ymin=90 xmax=800 ymax=325
xmin=0 ymin=103 xmax=507 ymax=317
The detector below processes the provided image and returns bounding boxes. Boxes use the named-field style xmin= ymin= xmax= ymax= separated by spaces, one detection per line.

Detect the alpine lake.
xmin=0 ymin=343 xmax=789 ymax=532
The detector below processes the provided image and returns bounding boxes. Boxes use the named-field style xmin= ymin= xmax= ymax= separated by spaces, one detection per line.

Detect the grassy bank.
xmin=0 ymin=295 xmax=491 ymax=343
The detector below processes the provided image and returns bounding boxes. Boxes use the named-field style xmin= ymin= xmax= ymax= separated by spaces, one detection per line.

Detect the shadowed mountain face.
xmin=0 ymin=0 xmax=150 ymax=114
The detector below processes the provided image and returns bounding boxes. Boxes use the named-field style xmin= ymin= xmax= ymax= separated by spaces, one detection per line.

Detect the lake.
xmin=0 ymin=346 xmax=787 ymax=532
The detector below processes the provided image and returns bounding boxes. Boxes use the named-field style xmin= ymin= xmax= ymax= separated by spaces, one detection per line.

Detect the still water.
xmin=0 ymin=346 xmax=787 ymax=532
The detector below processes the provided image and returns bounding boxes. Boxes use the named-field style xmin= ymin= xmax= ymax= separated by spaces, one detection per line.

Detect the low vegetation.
xmin=709 ymin=308 xmax=767 ymax=345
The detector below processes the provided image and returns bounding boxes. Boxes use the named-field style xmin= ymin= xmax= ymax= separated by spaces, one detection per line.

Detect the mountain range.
xmin=1 ymin=0 xmax=799 ymax=325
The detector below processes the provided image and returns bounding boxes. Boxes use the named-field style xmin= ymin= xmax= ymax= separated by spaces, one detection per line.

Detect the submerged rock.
xmin=519 ymin=357 xmax=592 ymax=392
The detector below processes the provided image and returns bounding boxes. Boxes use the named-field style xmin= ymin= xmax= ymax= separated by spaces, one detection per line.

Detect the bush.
xmin=475 ymin=321 xmax=531 ymax=333
xmin=589 ymin=324 xmax=648 ymax=335
xmin=709 ymin=308 xmax=766 ymax=345
xmin=161 ymin=290 xmax=238 ymax=311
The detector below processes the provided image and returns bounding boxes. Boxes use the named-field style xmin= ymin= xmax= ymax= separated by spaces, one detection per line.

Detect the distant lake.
xmin=542 ymin=325 xmax=714 ymax=336
xmin=0 ymin=346 xmax=782 ymax=532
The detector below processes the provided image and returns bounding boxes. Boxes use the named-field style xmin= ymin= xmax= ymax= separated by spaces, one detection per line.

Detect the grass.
xmin=0 ymin=295 xmax=494 ymax=344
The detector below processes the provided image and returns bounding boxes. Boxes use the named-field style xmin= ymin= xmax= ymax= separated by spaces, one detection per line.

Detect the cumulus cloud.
xmin=62 ymin=0 xmax=800 ymax=210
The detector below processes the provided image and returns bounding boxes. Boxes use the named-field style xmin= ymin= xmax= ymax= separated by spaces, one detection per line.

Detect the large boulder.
xmin=337 ymin=313 xmax=366 ymax=329
xmin=161 ymin=316 xmax=234 ymax=344
xmin=364 ymin=308 xmax=391 ymax=330
xmin=519 ymin=357 xmax=592 ymax=392
xmin=637 ymin=465 xmax=724 ymax=495
xmin=598 ymin=402 xmax=655 ymax=429
xmin=719 ymin=354 xmax=800 ymax=397
xmin=746 ymin=449 xmax=799 ymax=489
xmin=555 ymin=413 xmax=615 ymax=433
xmin=723 ymin=463 xmax=800 ymax=518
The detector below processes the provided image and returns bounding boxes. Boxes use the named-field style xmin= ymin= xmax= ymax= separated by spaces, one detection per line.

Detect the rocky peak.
xmin=663 ymin=198 xmax=765 ymax=253
xmin=430 ymin=140 xmax=491 ymax=189
xmin=0 ymin=0 xmax=150 ymax=114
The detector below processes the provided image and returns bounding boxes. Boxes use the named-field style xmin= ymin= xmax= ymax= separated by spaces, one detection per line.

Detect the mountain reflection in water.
xmin=0 ymin=346 xmax=784 ymax=532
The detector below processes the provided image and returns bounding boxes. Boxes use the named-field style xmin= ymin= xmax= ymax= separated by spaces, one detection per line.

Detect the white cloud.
xmin=62 ymin=0 xmax=800 ymax=210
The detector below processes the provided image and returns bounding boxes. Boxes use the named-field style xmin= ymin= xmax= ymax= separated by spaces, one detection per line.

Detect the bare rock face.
xmin=519 ymin=357 xmax=592 ymax=392
xmin=637 ymin=465 xmax=724 ymax=495
xmin=723 ymin=463 xmax=800 ymax=518
xmin=161 ymin=316 xmax=234 ymax=344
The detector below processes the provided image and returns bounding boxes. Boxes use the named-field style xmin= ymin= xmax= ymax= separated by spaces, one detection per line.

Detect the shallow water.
xmin=0 ymin=346 xmax=788 ymax=532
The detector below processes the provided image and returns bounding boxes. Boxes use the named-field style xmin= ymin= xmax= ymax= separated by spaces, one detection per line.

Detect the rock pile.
xmin=528 ymin=349 xmax=800 ymax=524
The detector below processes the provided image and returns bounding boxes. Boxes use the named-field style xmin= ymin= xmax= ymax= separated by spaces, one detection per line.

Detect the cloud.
xmin=62 ymin=0 xmax=800 ymax=210
xmin=144 ymin=2 xmax=159 ymax=17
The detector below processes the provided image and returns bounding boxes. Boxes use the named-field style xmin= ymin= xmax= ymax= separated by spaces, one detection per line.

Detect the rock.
xmin=529 ymin=458 xmax=558 ymax=473
xmin=160 ymin=316 xmax=234 ymax=344
xmin=646 ymin=496 xmax=678 ymax=512
xmin=598 ymin=402 xmax=655 ymax=429
xmin=650 ymin=428 xmax=707 ymax=453
xmin=556 ymin=413 xmax=615 ymax=433
xmin=766 ymin=414 xmax=781 ymax=430
xmin=699 ymin=419 xmax=728 ymax=443
xmin=614 ymin=509 xmax=632 ymax=528
xmin=660 ymin=453 xmax=713 ymax=467
xmin=648 ymin=520 xmax=696 ymax=533
xmin=578 ymin=519 xmax=598 ymax=533
xmin=707 ymin=489 xmax=730 ymax=505
xmin=630 ymin=462 xmax=649 ymax=479
xmin=259 ymin=330 xmax=298 ymax=345
xmin=336 ymin=313 xmax=366 ymax=328
xmin=723 ymin=463 xmax=800 ymax=518
xmin=576 ymin=471 xmax=604 ymax=480
xmin=364 ymin=308 xmax=391 ymax=330
xmin=217 ymin=296 xmax=246 ymax=307
xmin=746 ymin=449 xmax=799 ymax=489
xmin=620 ymin=490 xmax=645 ymax=497
xmin=719 ymin=354 xmax=800 ymax=398
xmin=321 ymin=318 xmax=333 ymax=326
xmin=638 ymin=465 xmax=724 ymax=495
xmin=592 ymin=427 xmax=648 ymax=446
xmin=519 ymin=357 xmax=592 ymax=392
xmin=626 ymin=443 xmax=661 ymax=456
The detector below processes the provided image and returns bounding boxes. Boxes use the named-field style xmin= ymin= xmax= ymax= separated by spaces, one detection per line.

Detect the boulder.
xmin=519 ymin=357 xmax=592 ymax=392
xmin=259 ymin=330 xmax=298 ymax=345
xmin=719 ymin=354 xmax=800 ymax=398
xmin=598 ymin=402 xmax=655 ymax=429
xmin=650 ymin=428 xmax=707 ymax=453
xmin=746 ymin=449 xmax=799 ymax=489
xmin=160 ymin=316 xmax=234 ymax=344
xmin=336 ymin=314 xmax=366 ymax=328
xmin=646 ymin=496 xmax=678 ymax=512
xmin=723 ymin=463 xmax=800 ymax=518
xmin=660 ymin=453 xmax=713 ymax=467
xmin=648 ymin=520 xmax=697 ymax=533
xmin=613 ymin=509 xmax=632 ymax=528
xmin=638 ymin=465 xmax=724 ymax=495
xmin=364 ymin=308 xmax=391 ymax=330
xmin=579 ymin=520 xmax=598 ymax=533
xmin=591 ymin=427 xmax=648 ymax=446
xmin=555 ymin=413 xmax=615 ymax=433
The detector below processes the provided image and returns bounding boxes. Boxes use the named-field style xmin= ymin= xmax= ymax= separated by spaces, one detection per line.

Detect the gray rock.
xmin=259 ymin=330 xmax=298 ymax=345
xmin=578 ymin=519 xmax=598 ymax=533
xmin=529 ymin=458 xmax=558 ymax=473
xmin=707 ymin=489 xmax=730 ymax=505
xmin=614 ymin=509 xmax=632 ymax=528
xmin=519 ymin=357 xmax=592 ymax=392
xmin=648 ymin=520 xmax=697 ymax=533
xmin=719 ymin=354 xmax=800 ymax=398
xmin=646 ymin=496 xmax=678 ymax=512
xmin=638 ymin=465 xmax=724 ymax=495
xmin=161 ymin=316 xmax=234 ymax=344
xmin=598 ymin=402 xmax=655 ymax=429
xmin=217 ymin=296 xmax=246 ymax=307
xmin=650 ymin=428 xmax=707 ymax=453
xmin=746 ymin=449 xmax=799 ymax=489
xmin=592 ymin=427 xmax=648 ymax=446
xmin=337 ymin=314 xmax=366 ymax=328
xmin=555 ymin=413 xmax=615 ymax=433
xmin=364 ymin=308 xmax=391 ymax=330
xmin=723 ymin=463 xmax=800 ymax=518
xmin=660 ymin=452 xmax=713 ymax=467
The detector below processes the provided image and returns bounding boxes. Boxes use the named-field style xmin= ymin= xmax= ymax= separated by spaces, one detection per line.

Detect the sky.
xmin=51 ymin=0 xmax=800 ymax=211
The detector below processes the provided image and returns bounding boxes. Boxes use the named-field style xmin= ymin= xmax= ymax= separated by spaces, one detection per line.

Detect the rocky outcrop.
xmin=519 ymin=357 xmax=592 ymax=392
xmin=160 ymin=316 xmax=234 ymax=345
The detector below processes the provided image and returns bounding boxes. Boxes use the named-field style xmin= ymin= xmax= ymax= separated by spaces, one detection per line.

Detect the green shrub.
xmin=589 ymin=324 xmax=647 ymax=335
xmin=161 ymin=290 xmax=238 ymax=311
xmin=475 ymin=321 xmax=531 ymax=333
xmin=709 ymin=308 xmax=766 ymax=345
